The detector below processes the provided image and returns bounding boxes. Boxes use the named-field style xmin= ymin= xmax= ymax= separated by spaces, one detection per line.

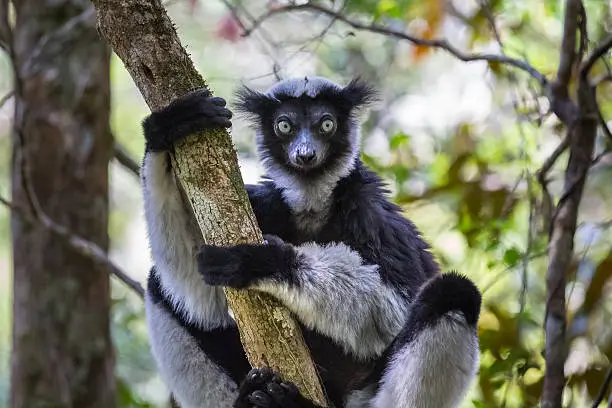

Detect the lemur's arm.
xmin=197 ymin=235 xmax=408 ymax=359
xmin=142 ymin=90 xmax=251 ymax=408
xmin=142 ymin=88 xmax=234 ymax=329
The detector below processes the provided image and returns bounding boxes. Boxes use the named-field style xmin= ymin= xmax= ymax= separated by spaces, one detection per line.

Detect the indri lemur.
xmin=141 ymin=77 xmax=482 ymax=408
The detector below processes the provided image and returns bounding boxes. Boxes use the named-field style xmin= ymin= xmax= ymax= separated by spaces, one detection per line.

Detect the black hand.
xmin=197 ymin=239 xmax=298 ymax=289
xmin=142 ymin=88 xmax=232 ymax=152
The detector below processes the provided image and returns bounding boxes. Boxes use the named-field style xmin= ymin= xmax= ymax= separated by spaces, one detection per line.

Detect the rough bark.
xmin=92 ymin=0 xmax=327 ymax=405
xmin=542 ymin=1 xmax=598 ymax=406
xmin=9 ymin=0 xmax=115 ymax=407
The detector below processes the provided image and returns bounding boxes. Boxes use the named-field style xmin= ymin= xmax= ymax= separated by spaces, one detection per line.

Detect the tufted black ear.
xmin=339 ymin=78 xmax=379 ymax=109
xmin=316 ymin=77 xmax=379 ymax=113
xmin=234 ymin=86 xmax=280 ymax=120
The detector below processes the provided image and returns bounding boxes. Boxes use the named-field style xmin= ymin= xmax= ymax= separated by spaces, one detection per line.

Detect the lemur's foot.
xmin=234 ymin=368 xmax=320 ymax=408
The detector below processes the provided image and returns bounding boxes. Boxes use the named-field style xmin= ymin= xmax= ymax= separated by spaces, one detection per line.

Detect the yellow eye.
xmin=277 ymin=120 xmax=292 ymax=134
xmin=321 ymin=118 xmax=335 ymax=133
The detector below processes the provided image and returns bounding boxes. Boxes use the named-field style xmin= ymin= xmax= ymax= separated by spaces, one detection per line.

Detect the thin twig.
xmin=580 ymin=33 xmax=612 ymax=78
xmin=0 ymin=89 xmax=13 ymax=111
xmin=0 ymin=195 xmax=145 ymax=298
xmin=519 ymin=175 xmax=536 ymax=323
xmin=113 ymin=142 xmax=141 ymax=178
xmin=244 ymin=3 xmax=548 ymax=86
xmin=480 ymin=0 xmax=504 ymax=51
xmin=592 ymin=366 xmax=612 ymax=408
xmin=21 ymin=6 xmax=96 ymax=78
xmin=0 ymin=0 xmax=9 ymax=51
xmin=593 ymin=90 xmax=612 ymax=142
xmin=593 ymin=73 xmax=612 ymax=86
xmin=537 ymin=136 xmax=570 ymax=186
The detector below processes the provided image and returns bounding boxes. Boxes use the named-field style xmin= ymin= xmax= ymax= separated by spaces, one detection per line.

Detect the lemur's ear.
xmin=234 ymin=86 xmax=280 ymax=120
xmin=317 ymin=77 xmax=378 ymax=113
xmin=340 ymin=78 xmax=379 ymax=110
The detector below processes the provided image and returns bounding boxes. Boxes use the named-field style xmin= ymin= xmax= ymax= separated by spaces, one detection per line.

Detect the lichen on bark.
xmin=92 ymin=0 xmax=327 ymax=405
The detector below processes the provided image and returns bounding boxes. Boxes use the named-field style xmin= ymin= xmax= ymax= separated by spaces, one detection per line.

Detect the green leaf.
xmin=389 ymin=132 xmax=410 ymax=149
xmin=503 ymin=247 xmax=521 ymax=267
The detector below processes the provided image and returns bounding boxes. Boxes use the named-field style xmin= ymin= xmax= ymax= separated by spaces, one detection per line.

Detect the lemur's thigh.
xmin=370 ymin=273 xmax=481 ymax=408
xmin=145 ymin=294 xmax=240 ymax=408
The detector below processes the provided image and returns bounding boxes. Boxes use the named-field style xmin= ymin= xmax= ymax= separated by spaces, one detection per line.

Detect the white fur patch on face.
xmin=142 ymin=153 xmax=232 ymax=329
xmin=257 ymin=125 xmax=362 ymax=234
xmin=255 ymin=241 xmax=408 ymax=360
xmin=371 ymin=313 xmax=480 ymax=408
xmin=145 ymin=294 xmax=238 ymax=408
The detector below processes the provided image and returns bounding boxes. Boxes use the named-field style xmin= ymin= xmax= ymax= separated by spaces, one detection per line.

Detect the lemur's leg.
xmin=369 ymin=273 xmax=481 ymax=408
xmin=234 ymin=273 xmax=481 ymax=408
xmin=142 ymin=90 xmax=248 ymax=407
xmin=197 ymin=235 xmax=409 ymax=359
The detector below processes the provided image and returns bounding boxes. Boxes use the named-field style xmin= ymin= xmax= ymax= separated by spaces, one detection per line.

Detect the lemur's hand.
xmin=142 ymin=88 xmax=232 ymax=152
xmin=197 ymin=235 xmax=296 ymax=289
xmin=234 ymin=368 xmax=321 ymax=408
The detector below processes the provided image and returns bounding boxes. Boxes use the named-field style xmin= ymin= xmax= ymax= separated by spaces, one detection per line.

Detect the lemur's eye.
xmin=320 ymin=118 xmax=335 ymax=134
xmin=276 ymin=120 xmax=292 ymax=135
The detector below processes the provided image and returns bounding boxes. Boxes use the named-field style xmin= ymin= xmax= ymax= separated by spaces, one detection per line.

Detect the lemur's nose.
xmin=296 ymin=151 xmax=316 ymax=165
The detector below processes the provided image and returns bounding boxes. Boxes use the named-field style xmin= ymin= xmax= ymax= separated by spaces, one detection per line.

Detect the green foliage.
xmin=1 ymin=0 xmax=611 ymax=406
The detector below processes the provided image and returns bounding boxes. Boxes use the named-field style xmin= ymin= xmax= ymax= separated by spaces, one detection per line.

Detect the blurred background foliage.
xmin=1 ymin=0 xmax=612 ymax=407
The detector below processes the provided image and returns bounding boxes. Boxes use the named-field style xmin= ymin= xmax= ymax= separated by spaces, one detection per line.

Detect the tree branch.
xmin=580 ymin=33 xmax=612 ymax=78
xmin=244 ymin=2 xmax=547 ymax=86
xmin=0 ymin=195 xmax=145 ymax=298
xmin=0 ymin=89 xmax=13 ymax=111
xmin=92 ymin=0 xmax=327 ymax=405
xmin=0 ymin=0 xmax=9 ymax=51
xmin=542 ymin=2 xmax=599 ymax=406
xmin=555 ymin=0 xmax=581 ymax=88
xmin=113 ymin=142 xmax=140 ymax=178
xmin=592 ymin=365 xmax=612 ymax=408
xmin=244 ymin=1 xmax=594 ymax=128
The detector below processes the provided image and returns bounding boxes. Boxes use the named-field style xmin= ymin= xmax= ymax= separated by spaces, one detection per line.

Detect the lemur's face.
xmin=269 ymin=99 xmax=338 ymax=173
xmin=235 ymin=77 xmax=377 ymax=179
xmin=259 ymin=97 xmax=355 ymax=177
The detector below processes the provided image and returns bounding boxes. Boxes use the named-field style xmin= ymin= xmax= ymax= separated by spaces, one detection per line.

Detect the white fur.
xmin=145 ymin=293 xmax=238 ymax=408
xmin=255 ymin=241 xmax=408 ymax=359
xmin=346 ymin=386 xmax=376 ymax=408
xmin=142 ymin=152 xmax=232 ymax=329
xmin=371 ymin=312 xmax=480 ymax=408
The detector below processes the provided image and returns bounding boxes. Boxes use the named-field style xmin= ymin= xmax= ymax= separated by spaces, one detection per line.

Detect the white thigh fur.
xmin=145 ymin=294 xmax=238 ymax=408
xmin=371 ymin=312 xmax=479 ymax=408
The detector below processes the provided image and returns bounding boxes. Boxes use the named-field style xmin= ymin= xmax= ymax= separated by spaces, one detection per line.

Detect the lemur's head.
xmin=235 ymin=77 xmax=377 ymax=180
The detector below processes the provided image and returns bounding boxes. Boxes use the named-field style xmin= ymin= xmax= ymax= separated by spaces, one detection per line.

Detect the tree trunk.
xmin=92 ymin=1 xmax=327 ymax=406
xmin=9 ymin=1 xmax=115 ymax=407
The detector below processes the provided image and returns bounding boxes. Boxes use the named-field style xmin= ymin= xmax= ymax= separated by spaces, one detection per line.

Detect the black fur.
xmin=364 ymin=272 xmax=482 ymax=393
xmin=234 ymin=368 xmax=321 ymax=408
xmin=234 ymin=87 xmax=281 ymax=120
xmin=142 ymin=89 xmax=232 ymax=152
xmin=147 ymin=269 xmax=251 ymax=385
xmin=235 ymin=77 xmax=377 ymax=180
xmin=199 ymin=160 xmax=439 ymax=296
xmin=409 ymin=272 xmax=482 ymax=328
xmin=143 ymin=77 xmax=481 ymax=408
xmin=197 ymin=235 xmax=301 ymax=289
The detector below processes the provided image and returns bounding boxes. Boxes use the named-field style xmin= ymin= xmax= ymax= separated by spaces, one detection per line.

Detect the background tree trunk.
xmin=9 ymin=1 xmax=115 ymax=406
xmin=92 ymin=0 xmax=327 ymax=405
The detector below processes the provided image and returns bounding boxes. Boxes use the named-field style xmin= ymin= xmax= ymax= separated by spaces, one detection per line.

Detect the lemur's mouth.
xmin=288 ymin=159 xmax=321 ymax=173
